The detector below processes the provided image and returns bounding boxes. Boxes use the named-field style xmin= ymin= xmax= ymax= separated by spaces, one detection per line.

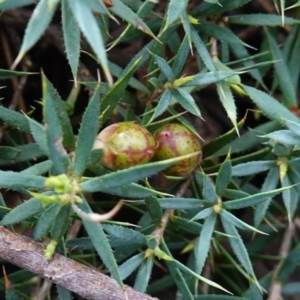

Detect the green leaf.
xmin=220 ymin=209 xmax=266 ymax=234
xmin=134 ymin=257 xmax=154 ymax=292
xmin=284 ymin=119 xmax=300 ymax=136
xmin=228 ymin=14 xmax=299 ymax=26
xmin=12 ymin=0 xmax=58 ymax=67
xmin=33 ymin=204 xmax=60 ymax=240
xmin=144 ymin=197 xmax=162 ymax=226
xmin=1 ymin=197 xmax=44 ymax=226
xmin=50 ymin=204 xmax=71 ymax=241
xmin=281 ymin=174 xmax=296 ymax=222
xmin=191 ymin=26 xmax=216 ymax=71
xmin=0 ymin=171 xmax=45 ymax=191
xmin=278 ymin=243 xmax=300 ymax=282
xmin=199 ymin=21 xmax=254 ymax=49
xmin=232 ymin=161 xmax=276 ymax=176
xmin=151 ymin=53 xmax=174 ymax=82
xmin=195 ymin=213 xmax=217 ymax=274
xmin=221 ymin=219 xmax=257 ymax=282
xmin=0 ymin=0 xmax=35 ymax=9
xmin=225 ymin=186 xmax=290 ymax=210
xmin=43 ymin=75 xmax=70 ymax=174
xmin=164 ymin=0 xmax=188 ymax=29
xmin=161 ymin=242 xmax=194 ymax=300
xmin=171 ymin=88 xmax=201 ymax=117
xmin=195 ymin=0 xmax=251 ymax=15
xmin=57 ymin=286 xmax=72 ymax=300
xmin=21 ymin=160 xmax=53 ymax=176
xmin=68 ymin=0 xmax=111 ymax=84
xmin=0 ymin=106 xmax=30 ymax=133
xmin=195 ymin=296 xmax=250 ymax=300
xmin=110 ymin=0 xmax=156 ymax=40
xmin=181 ymin=71 xmax=236 ymax=87
xmin=150 ymin=88 xmax=172 ymax=122
xmin=202 ymin=117 xmax=245 ymax=158
xmin=172 ymin=35 xmax=190 ymax=77
xmin=254 ymin=167 xmax=279 ymax=227
xmin=242 ymin=85 xmax=300 ymax=125
xmin=73 ymin=86 xmax=100 ymax=177
xmin=265 ymin=130 xmax=300 ymax=147
xmin=100 ymin=56 xmax=143 ymax=124
xmin=80 ymin=152 xmax=200 ymax=192
xmin=216 ymin=155 xmax=232 ymax=196
xmin=265 ymin=29 xmax=297 ymax=107
xmin=61 ymin=0 xmax=80 ymax=83
xmin=42 ymin=77 xmax=75 ymax=149
xmin=26 ymin=116 xmax=48 ymax=155
xmin=191 ymin=207 xmax=214 ymax=221
xmin=79 ymin=197 xmax=123 ymax=287
xmin=202 ymin=173 xmax=218 ymax=203
xmin=0 ymin=69 xmax=34 ymax=80
xmin=119 ymin=252 xmax=145 ymax=280
xmin=216 ymin=81 xmax=237 ymax=131
xmin=158 ymin=198 xmax=203 ymax=210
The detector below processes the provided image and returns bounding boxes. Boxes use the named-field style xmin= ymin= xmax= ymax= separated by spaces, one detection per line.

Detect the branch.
xmin=0 ymin=226 xmax=158 ymax=300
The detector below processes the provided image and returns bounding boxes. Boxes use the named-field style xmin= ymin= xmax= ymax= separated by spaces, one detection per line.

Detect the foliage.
xmin=1 ymin=0 xmax=300 ymax=299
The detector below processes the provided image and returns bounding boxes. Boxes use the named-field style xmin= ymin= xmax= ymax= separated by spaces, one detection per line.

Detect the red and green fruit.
xmin=153 ymin=123 xmax=202 ymax=176
xmin=93 ymin=122 xmax=157 ymax=170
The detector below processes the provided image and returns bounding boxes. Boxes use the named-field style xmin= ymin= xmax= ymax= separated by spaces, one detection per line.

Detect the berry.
xmin=93 ymin=122 xmax=157 ymax=170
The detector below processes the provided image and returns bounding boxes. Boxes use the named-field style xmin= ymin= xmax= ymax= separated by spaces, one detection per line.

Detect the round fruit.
xmin=93 ymin=122 xmax=157 ymax=170
xmin=153 ymin=123 xmax=202 ymax=176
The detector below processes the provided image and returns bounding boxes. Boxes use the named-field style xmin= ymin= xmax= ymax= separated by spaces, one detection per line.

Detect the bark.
xmin=0 ymin=226 xmax=158 ymax=300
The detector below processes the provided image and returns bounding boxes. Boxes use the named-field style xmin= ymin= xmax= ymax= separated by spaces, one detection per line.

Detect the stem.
xmin=152 ymin=175 xmax=194 ymax=245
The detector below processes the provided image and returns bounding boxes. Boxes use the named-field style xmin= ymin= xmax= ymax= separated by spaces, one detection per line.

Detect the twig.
xmin=268 ymin=222 xmax=295 ymax=300
xmin=152 ymin=175 xmax=194 ymax=245
xmin=0 ymin=226 xmax=158 ymax=300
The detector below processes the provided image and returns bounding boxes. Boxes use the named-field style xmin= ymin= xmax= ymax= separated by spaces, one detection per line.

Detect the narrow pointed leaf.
xmin=21 ymin=160 xmax=53 ymax=176
xmin=216 ymin=81 xmax=237 ymax=130
xmin=158 ymin=198 xmax=203 ymax=210
xmin=265 ymin=29 xmax=297 ymax=107
xmin=134 ymin=257 xmax=154 ymax=292
xmin=195 ymin=213 xmax=217 ymax=274
xmin=0 ymin=69 xmax=34 ymax=80
xmin=0 ymin=171 xmax=45 ymax=191
xmin=172 ymin=35 xmax=190 ymax=78
xmin=202 ymin=173 xmax=218 ymax=203
xmin=62 ymin=0 xmax=80 ymax=83
xmin=79 ymin=197 xmax=123 ymax=286
xmin=0 ymin=106 xmax=30 ymax=133
xmin=232 ymin=161 xmax=276 ymax=176
xmin=13 ymin=0 xmax=58 ymax=67
xmin=110 ymin=0 xmax=156 ymax=40
xmin=68 ymin=0 xmax=111 ymax=84
xmin=33 ymin=204 xmax=60 ymax=240
xmin=151 ymin=88 xmax=172 ymax=122
xmin=191 ymin=26 xmax=216 ymax=71
xmin=100 ymin=56 xmax=143 ymax=124
xmin=164 ymin=0 xmax=188 ymax=29
xmin=284 ymin=119 xmax=300 ymax=136
xmin=182 ymin=71 xmax=236 ymax=87
xmin=254 ymin=167 xmax=279 ymax=227
xmin=152 ymin=54 xmax=174 ymax=81
xmin=228 ymin=14 xmax=299 ymax=26
xmin=171 ymin=88 xmax=201 ymax=117
xmin=145 ymin=197 xmax=162 ymax=226
xmin=220 ymin=209 xmax=267 ymax=234
xmin=73 ymin=86 xmax=100 ymax=177
xmin=243 ymin=85 xmax=300 ymax=125
xmin=80 ymin=152 xmax=200 ymax=192
xmin=43 ymin=75 xmax=69 ymax=174
xmin=221 ymin=219 xmax=257 ymax=280
xmin=119 ymin=252 xmax=145 ymax=280
xmin=0 ymin=0 xmax=36 ymax=9
xmin=225 ymin=186 xmax=290 ymax=210
xmin=1 ymin=197 xmax=44 ymax=226
xmin=50 ymin=204 xmax=71 ymax=241
xmin=265 ymin=130 xmax=300 ymax=147
xmin=43 ymin=77 xmax=75 ymax=149
xmin=191 ymin=207 xmax=214 ymax=221
xmin=216 ymin=157 xmax=232 ymax=196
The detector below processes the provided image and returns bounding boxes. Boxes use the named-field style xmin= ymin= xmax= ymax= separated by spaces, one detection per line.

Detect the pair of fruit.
xmin=93 ymin=122 xmax=202 ymax=176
